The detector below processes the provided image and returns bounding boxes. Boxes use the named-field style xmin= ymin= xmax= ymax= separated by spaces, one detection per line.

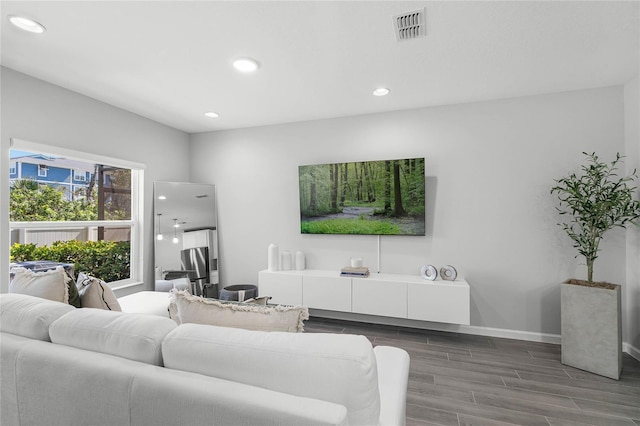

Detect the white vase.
xmin=281 ymin=251 xmax=293 ymax=271
xmin=267 ymin=243 xmax=279 ymax=271
xmin=295 ymin=251 xmax=305 ymax=270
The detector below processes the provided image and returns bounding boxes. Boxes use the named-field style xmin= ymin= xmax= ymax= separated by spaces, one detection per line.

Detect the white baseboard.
xmin=310 ymin=309 xmax=638 ymax=358
xmin=623 ymin=342 xmax=640 ymax=362
xmin=309 ymin=309 xmax=562 ymax=344
xmin=443 ymin=324 xmax=562 ymax=345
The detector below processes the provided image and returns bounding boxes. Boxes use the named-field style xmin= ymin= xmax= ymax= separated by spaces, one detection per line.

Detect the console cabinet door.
xmin=258 ymin=271 xmax=303 ymax=306
xmin=352 ymin=278 xmax=407 ymax=318
xmin=303 ymin=275 xmax=351 ymax=311
xmin=407 ymin=281 xmax=470 ymax=325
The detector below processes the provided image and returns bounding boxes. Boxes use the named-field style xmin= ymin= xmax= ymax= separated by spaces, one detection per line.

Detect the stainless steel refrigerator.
xmin=180 ymin=246 xmax=209 ymax=296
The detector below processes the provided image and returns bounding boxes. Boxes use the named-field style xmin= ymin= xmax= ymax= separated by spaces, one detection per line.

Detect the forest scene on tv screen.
xmin=299 ymin=158 xmax=425 ymax=235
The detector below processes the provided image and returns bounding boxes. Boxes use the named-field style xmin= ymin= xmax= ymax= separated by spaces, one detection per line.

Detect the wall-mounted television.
xmin=299 ymin=157 xmax=425 ymax=236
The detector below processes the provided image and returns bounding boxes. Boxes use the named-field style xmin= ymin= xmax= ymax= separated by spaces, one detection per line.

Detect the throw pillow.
xmin=64 ymin=270 xmax=82 ymax=308
xmin=244 ymin=296 xmax=272 ymax=305
xmin=9 ymin=266 xmax=70 ymax=304
xmin=170 ymin=290 xmax=308 ymax=332
xmin=76 ymin=272 xmax=122 ymax=311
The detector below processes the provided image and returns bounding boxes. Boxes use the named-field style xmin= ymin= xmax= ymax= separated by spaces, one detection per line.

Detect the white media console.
xmin=258 ymin=269 xmax=470 ymax=325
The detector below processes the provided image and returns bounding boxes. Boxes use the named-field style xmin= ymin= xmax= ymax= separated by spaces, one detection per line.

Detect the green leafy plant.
xmin=10 ymin=178 xmax=98 ymax=221
xmin=551 ymin=152 xmax=640 ymax=283
xmin=10 ymin=240 xmax=130 ymax=282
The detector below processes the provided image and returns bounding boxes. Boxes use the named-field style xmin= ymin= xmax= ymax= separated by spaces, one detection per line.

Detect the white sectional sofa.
xmin=0 ymin=293 xmax=410 ymax=426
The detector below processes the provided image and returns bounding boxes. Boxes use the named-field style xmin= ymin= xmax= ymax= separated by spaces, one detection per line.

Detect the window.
xmin=9 ymin=162 xmax=17 ymax=175
xmin=9 ymin=139 xmax=145 ymax=288
xmin=38 ymin=164 xmax=48 ymax=177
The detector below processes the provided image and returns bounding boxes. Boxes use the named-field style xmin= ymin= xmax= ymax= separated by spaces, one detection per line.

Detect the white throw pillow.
xmin=170 ymin=290 xmax=308 ymax=332
xmin=9 ymin=266 xmax=70 ymax=304
xmin=76 ymin=272 xmax=121 ymax=311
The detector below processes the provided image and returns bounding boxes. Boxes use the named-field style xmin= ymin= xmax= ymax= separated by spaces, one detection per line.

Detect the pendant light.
xmin=156 ymin=214 xmax=163 ymax=241
xmin=172 ymin=218 xmax=179 ymax=244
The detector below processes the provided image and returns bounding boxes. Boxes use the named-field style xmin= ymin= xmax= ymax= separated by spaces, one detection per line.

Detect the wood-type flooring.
xmin=304 ymin=317 xmax=640 ymax=426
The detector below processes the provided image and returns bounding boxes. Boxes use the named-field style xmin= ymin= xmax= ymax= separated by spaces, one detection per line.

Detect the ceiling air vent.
xmin=394 ymin=8 xmax=426 ymax=41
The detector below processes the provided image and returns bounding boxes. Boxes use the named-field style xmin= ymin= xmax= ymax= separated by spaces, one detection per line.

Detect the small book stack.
xmin=340 ymin=266 xmax=370 ymax=278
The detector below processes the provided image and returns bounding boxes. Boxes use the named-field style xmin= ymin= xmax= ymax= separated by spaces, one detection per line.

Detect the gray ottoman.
xmin=219 ymin=285 xmax=258 ymax=302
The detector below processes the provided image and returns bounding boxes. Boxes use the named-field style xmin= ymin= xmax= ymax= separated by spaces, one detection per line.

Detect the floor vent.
xmin=394 ymin=8 xmax=426 ymax=41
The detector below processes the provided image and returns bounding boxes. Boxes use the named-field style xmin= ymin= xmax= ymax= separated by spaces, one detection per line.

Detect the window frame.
xmin=9 ymin=138 xmax=145 ymax=289
xmin=37 ymin=164 xmax=48 ymax=177
xmin=74 ymin=169 xmax=87 ymax=182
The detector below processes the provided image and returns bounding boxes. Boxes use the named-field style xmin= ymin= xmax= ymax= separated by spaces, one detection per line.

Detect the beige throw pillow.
xmin=76 ymin=273 xmax=121 ymax=311
xmin=9 ymin=266 xmax=70 ymax=304
xmin=170 ymin=290 xmax=308 ymax=332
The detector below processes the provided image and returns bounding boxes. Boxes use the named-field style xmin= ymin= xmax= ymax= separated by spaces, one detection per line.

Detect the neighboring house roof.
xmin=11 ymin=154 xmax=95 ymax=174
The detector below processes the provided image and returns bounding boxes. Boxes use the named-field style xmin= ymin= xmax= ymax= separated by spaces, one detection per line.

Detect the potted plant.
xmin=551 ymin=152 xmax=640 ymax=379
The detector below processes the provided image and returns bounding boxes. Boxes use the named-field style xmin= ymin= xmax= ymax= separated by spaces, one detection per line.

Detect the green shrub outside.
xmin=10 ymin=240 xmax=130 ymax=282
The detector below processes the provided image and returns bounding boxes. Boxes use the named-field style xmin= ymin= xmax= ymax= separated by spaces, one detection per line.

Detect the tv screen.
xmin=299 ymin=157 xmax=425 ymax=236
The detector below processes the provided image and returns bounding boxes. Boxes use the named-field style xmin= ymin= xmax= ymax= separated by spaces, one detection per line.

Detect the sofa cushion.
xmin=0 ymin=293 xmax=75 ymax=341
xmin=170 ymin=290 xmax=308 ymax=332
xmin=49 ymin=308 xmax=177 ymax=366
xmin=76 ymin=272 xmax=122 ymax=311
xmin=9 ymin=266 xmax=70 ymax=305
xmin=162 ymin=323 xmax=380 ymax=426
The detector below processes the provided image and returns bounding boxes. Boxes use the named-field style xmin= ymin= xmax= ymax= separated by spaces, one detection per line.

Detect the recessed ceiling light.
xmin=233 ymin=57 xmax=259 ymax=73
xmin=204 ymin=112 xmax=219 ymax=119
xmin=8 ymin=15 xmax=46 ymax=34
xmin=373 ymin=88 xmax=390 ymax=97
xmin=158 ymin=195 xmax=166 ymax=200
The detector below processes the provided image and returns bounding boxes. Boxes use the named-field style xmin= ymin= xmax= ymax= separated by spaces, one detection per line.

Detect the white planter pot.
xmin=561 ymin=281 xmax=622 ymax=380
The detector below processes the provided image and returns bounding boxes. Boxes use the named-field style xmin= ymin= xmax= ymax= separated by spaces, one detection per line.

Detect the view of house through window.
xmin=9 ymin=149 xmax=139 ymax=284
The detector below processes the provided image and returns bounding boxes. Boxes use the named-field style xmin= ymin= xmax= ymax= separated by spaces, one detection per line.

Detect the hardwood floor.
xmin=304 ymin=317 xmax=640 ymax=426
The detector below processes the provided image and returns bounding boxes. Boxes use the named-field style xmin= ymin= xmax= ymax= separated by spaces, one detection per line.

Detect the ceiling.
xmin=1 ymin=1 xmax=638 ymax=134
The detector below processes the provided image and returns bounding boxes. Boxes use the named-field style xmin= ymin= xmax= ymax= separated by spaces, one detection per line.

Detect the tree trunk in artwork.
xmin=384 ymin=161 xmax=391 ymax=214
xmin=393 ymin=161 xmax=405 ymax=216
xmin=370 ymin=163 xmax=377 ymax=202
xmin=330 ymin=164 xmax=338 ymax=211
xmin=340 ymin=163 xmax=348 ymax=207
xmin=363 ymin=162 xmax=375 ymax=202
xmin=309 ymin=167 xmax=317 ymax=212
xmin=354 ymin=163 xmax=361 ymax=201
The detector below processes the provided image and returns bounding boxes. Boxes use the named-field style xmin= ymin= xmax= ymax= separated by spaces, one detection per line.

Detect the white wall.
xmin=1 ymin=67 xmax=190 ymax=294
xmin=2 ymin=66 xmax=634 ymax=344
xmin=624 ymin=76 xmax=640 ymax=355
xmin=190 ymin=86 xmax=628 ymax=336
